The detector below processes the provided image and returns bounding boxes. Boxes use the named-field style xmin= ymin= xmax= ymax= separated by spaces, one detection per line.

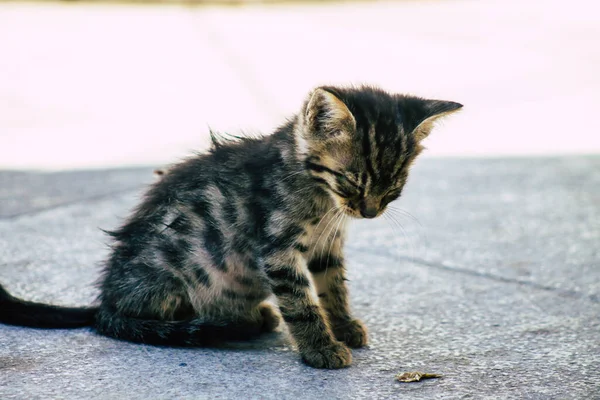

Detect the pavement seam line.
xmin=348 ymin=246 xmax=599 ymax=304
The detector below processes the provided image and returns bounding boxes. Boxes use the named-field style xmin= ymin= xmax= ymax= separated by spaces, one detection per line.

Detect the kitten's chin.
xmin=342 ymin=207 xmax=363 ymax=219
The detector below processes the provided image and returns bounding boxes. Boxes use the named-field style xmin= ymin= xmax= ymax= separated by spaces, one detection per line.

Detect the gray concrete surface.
xmin=1 ymin=157 xmax=599 ymax=399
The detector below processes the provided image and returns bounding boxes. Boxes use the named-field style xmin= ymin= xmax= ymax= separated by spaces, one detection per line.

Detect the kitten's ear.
xmin=412 ymin=99 xmax=463 ymax=142
xmin=303 ymin=88 xmax=356 ymax=140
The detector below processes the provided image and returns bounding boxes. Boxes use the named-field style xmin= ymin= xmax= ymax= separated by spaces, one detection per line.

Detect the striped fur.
xmin=0 ymin=85 xmax=461 ymax=369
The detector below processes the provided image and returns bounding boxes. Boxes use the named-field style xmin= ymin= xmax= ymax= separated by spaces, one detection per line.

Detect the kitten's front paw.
xmin=301 ymin=341 xmax=352 ymax=369
xmin=332 ymin=319 xmax=368 ymax=348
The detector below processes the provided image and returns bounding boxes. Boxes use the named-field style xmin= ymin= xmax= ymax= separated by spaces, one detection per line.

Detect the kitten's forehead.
xmin=347 ymin=109 xmax=414 ymax=188
xmin=333 ymin=87 xmax=410 ymax=156
xmin=339 ymin=88 xmax=400 ymax=122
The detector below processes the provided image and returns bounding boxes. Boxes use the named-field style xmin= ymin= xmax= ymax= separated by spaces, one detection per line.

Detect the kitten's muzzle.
xmin=359 ymin=205 xmax=379 ymax=219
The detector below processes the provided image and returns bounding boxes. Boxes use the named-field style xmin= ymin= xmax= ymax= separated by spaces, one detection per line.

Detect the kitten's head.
xmin=296 ymin=85 xmax=462 ymax=219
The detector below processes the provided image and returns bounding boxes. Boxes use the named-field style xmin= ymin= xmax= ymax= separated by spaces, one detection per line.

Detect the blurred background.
xmin=0 ymin=0 xmax=598 ymax=170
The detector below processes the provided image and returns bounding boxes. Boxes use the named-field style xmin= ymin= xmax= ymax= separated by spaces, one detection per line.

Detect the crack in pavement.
xmin=348 ymin=246 xmax=599 ymax=304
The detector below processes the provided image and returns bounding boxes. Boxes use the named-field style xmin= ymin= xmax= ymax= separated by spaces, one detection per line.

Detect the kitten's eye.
xmin=335 ymin=175 xmax=361 ymax=198
xmin=383 ymin=188 xmax=402 ymax=203
xmin=344 ymin=176 xmax=361 ymax=189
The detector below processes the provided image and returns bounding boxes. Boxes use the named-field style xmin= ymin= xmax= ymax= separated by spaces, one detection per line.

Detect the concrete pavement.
xmin=1 ymin=157 xmax=599 ymax=399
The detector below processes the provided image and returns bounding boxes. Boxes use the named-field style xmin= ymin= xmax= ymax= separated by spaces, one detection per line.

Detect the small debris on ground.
xmin=395 ymin=371 xmax=442 ymax=383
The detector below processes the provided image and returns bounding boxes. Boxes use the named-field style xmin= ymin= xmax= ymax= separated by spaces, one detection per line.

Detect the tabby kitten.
xmin=0 ymin=86 xmax=461 ymax=369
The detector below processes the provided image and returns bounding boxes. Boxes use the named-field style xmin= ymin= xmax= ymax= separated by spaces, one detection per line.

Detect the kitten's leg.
xmin=263 ymin=244 xmax=352 ymax=369
xmin=257 ymin=302 xmax=281 ymax=333
xmin=308 ymin=252 xmax=368 ymax=348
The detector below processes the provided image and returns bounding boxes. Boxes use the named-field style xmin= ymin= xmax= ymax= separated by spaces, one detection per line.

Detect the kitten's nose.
xmin=360 ymin=205 xmax=379 ymax=219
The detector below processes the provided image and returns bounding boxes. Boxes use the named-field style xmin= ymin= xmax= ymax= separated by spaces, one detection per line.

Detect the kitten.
xmin=0 ymin=86 xmax=461 ymax=369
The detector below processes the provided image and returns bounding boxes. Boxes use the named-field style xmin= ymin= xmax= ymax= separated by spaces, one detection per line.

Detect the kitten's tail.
xmin=0 ymin=284 xmax=97 ymax=328
xmin=0 ymin=284 xmax=263 ymax=345
xmin=94 ymin=307 xmax=263 ymax=346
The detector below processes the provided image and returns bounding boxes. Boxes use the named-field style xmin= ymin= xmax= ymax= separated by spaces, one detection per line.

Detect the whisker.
xmin=317 ymin=208 xmax=345 ymax=263
xmin=324 ymin=210 xmax=347 ymax=276
xmin=388 ymin=206 xmax=423 ymax=229
xmin=310 ymin=206 xmax=339 ymax=240
xmin=309 ymin=207 xmax=343 ymax=261
xmin=382 ymin=214 xmax=402 ymax=263
xmin=321 ymin=207 xmax=345 ymax=248
xmin=384 ymin=211 xmax=415 ymax=260
xmin=386 ymin=206 xmax=428 ymax=251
